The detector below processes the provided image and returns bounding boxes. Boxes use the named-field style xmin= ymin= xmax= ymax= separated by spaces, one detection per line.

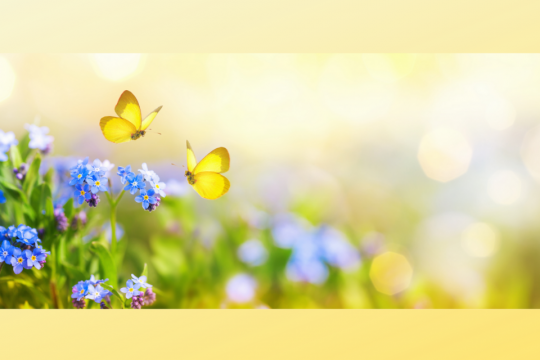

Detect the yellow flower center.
xmin=95 ymin=181 xmax=101 ymax=186
xmin=129 ymin=288 xmax=134 ymax=292
xmin=77 ymin=174 xmax=82 ymax=179
xmin=155 ymin=184 xmax=160 ymax=189
xmin=80 ymin=289 xmax=85 ymax=294
xmin=31 ymin=255 xmax=36 ymax=261
xmin=18 ymin=257 xmax=23 ymax=263
xmin=80 ymin=190 xmax=85 ymax=195
xmin=144 ymin=195 xmax=149 ymax=200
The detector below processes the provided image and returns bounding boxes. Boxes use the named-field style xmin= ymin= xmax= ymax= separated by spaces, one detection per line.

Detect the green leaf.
xmin=18 ymin=133 xmax=31 ymax=162
xmin=0 ymin=180 xmax=27 ymax=203
xmin=63 ymin=198 xmax=74 ymax=220
xmin=23 ymin=153 xmax=41 ymax=197
xmin=100 ymin=283 xmax=125 ymax=309
xmin=141 ymin=263 xmax=148 ymax=278
xmin=90 ymin=242 xmax=118 ymax=288
xmin=62 ymin=261 xmax=86 ymax=282
xmin=43 ymin=167 xmax=54 ymax=189
xmin=9 ymin=145 xmax=22 ymax=169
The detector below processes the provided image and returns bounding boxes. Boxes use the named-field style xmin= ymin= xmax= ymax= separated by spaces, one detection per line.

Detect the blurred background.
xmin=2 ymin=53 xmax=540 ymax=308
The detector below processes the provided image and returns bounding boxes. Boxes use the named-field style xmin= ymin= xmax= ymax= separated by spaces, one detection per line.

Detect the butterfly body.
xmin=185 ymin=140 xmax=230 ymax=200
xmin=100 ymin=90 xmax=162 ymax=144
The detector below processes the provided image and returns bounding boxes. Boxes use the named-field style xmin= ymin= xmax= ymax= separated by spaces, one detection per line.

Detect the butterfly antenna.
xmin=171 ymin=163 xmax=186 ymax=168
xmin=149 ymin=129 xmax=162 ymax=135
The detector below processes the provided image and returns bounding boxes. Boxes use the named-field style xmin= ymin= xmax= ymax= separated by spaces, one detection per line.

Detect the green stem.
xmin=105 ymin=189 xmax=125 ymax=261
xmin=0 ymin=262 xmax=4 ymax=276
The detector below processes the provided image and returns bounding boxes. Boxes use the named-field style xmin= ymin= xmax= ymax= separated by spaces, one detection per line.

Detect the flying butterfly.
xmin=184 ymin=140 xmax=230 ymax=200
xmin=100 ymin=90 xmax=162 ymax=143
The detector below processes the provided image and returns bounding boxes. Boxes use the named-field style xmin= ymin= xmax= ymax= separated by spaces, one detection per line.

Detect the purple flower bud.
xmin=86 ymin=193 xmax=100 ymax=207
xmin=41 ymin=143 xmax=53 ymax=155
xmin=146 ymin=196 xmax=161 ymax=212
xmin=143 ymin=288 xmax=156 ymax=306
xmin=100 ymin=301 xmax=110 ymax=309
xmin=37 ymin=228 xmax=45 ymax=238
xmin=13 ymin=164 xmax=28 ymax=181
xmin=54 ymin=208 xmax=69 ymax=232
xmin=72 ymin=298 xmax=86 ymax=309
xmin=131 ymin=294 xmax=144 ymax=309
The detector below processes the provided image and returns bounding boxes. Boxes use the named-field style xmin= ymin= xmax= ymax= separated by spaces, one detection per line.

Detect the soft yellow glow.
xmin=91 ymin=53 xmax=142 ymax=81
xmin=461 ymin=222 xmax=500 ymax=258
xmin=0 ymin=56 xmax=16 ymax=102
xmin=521 ymin=126 xmax=540 ymax=182
xmin=484 ymin=96 xmax=515 ymax=130
xmin=362 ymin=53 xmax=417 ymax=82
xmin=319 ymin=54 xmax=395 ymax=123
xmin=418 ymin=128 xmax=473 ymax=182
xmin=370 ymin=252 xmax=413 ymax=296
xmin=487 ymin=170 xmax=521 ymax=205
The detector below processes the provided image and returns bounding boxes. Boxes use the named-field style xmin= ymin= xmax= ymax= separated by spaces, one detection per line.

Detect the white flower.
xmin=164 ymin=179 xmax=189 ymax=197
xmin=226 ymin=274 xmax=257 ymax=304
xmin=151 ymin=179 xmax=167 ymax=197
xmin=138 ymin=163 xmax=158 ymax=182
xmin=25 ymin=124 xmax=54 ymax=151
xmin=237 ymin=239 xmax=268 ymax=266
xmin=101 ymin=159 xmax=115 ymax=177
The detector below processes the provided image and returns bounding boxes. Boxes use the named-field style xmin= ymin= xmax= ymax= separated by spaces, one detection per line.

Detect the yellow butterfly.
xmin=185 ymin=140 xmax=230 ymax=200
xmin=100 ymin=90 xmax=162 ymax=143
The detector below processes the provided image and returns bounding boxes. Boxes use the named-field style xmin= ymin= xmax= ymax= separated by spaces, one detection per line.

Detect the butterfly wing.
xmin=186 ymin=140 xmax=198 ymax=172
xmin=115 ymin=90 xmax=142 ymax=129
xmin=192 ymin=172 xmax=230 ymax=200
xmin=193 ymin=147 xmax=230 ymax=174
xmin=100 ymin=116 xmax=137 ymax=143
xmin=141 ymin=106 xmax=163 ymax=131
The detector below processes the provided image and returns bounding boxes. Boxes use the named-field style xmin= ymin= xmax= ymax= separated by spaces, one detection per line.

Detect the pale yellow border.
xmin=2 ymin=0 xmax=540 ymax=358
xmin=0 ymin=310 xmax=539 ymax=358
xmin=0 ymin=0 xmax=539 ymax=52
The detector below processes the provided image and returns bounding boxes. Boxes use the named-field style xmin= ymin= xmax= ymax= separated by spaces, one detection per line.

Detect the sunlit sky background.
xmin=2 ymin=53 xmax=540 ymax=305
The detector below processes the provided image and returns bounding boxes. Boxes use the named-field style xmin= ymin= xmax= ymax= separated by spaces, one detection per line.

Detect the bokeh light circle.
xmin=487 ymin=170 xmax=521 ymax=205
xmin=369 ymin=252 xmax=413 ymax=295
xmin=417 ymin=128 xmax=473 ymax=182
xmin=461 ymin=222 xmax=500 ymax=258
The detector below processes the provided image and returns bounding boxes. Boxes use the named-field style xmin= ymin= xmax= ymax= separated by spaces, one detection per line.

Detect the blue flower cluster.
xmin=0 ymin=129 xmax=18 ymax=162
xmin=120 ymin=275 xmax=155 ymax=309
xmin=69 ymin=158 xmax=111 ymax=207
xmin=0 ymin=225 xmax=50 ymax=275
xmin=272 ymin=214 xmax=361 ymax=285
xmin=71 ymin=275 xmax=112 ymax=309
xmin=117 ymin=163 xmax=165 ymax=211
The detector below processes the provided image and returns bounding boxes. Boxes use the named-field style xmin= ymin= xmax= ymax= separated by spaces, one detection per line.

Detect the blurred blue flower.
xmin=88 ymin=274 xmax=108 ymax=286
xmin=316 ymin=226 xmax=361 ymax=271
xmin=0 ymin=130 xmax=18 ymax=162
xmin=164 ymin=179 xmax=189 ymax=197
xmin=71 ymin=281 xmax=89 ymax=301
xmin=226 ymin=274 xmax=257 ymax=304
xmin=87 ymin=159 xmax=107 ymax=177
xmin=237 ymin=239 xmax=268 ymax=266
xmin=103 ymin=222 xmax=124 ymax=243
xmin=86 ymin=284 xmax=111 ymax=303
xmin=117 ymin=165 xmax=134 ymax=185
xmin=120 ymin=279 xmax=141 ymax=299
xmin=0 ymin=189 xmax=5 ymax=204
xmin=25 ymin=124 xmax=54 ymax=152
xmin=69 ymin=166 xmax=89 ymax=186
xmin=10 ymin=248 xmax=28 ymax=274
xmin=70 ymin=157 xmax=89 ymax=171
xmin=86 ymin=174 xmax=109 ymax=194
xmin=131 ymin=274 xmax=152 ymax=288
xmin=0 ymin=240 xmax=14 ymax=263
xmin=135 ymin=188 xmax=157 ymax=209
xmin=14 ymin=225 xmax=40 ymax=246
xmin=124 ymin=174 xmax=145 ymax=194
xmin=271 ymin=213 xmax=313 ymax=248
xmin=74 ymin=184 xmax=91 ymax=205
xmin=24 ymin=248 xmax=46 ymax=270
